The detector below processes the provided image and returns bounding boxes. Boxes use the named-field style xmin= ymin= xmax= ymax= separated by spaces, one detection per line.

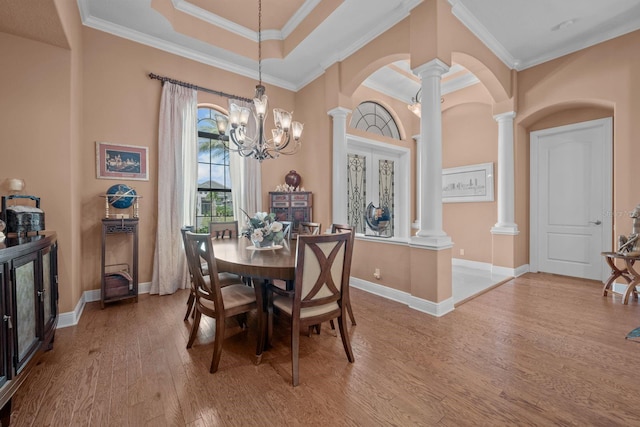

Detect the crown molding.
xmin=447 ymin=0 xmax=517 ymax=69
xmin=281 ymin=0 xmax=322 ymax=39
xmin=80 ymin=13 xmax=297 ymax=91
xmin=441 ymin=73 xmax=479 ymax=95
xmin=320 ymin=0 xmax=422 ymax=70
xmin=515 ymin=18 xmax=640 ymax=70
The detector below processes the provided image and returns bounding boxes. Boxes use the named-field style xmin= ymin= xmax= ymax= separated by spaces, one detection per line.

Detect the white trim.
xmin=446 ymin=0 xmax=517 ymax=69
xmin=530 ymin=118 xmax=613 ymax=282
xmin=514 ymin=264 xmax=530 ymax=277
xmin=350 ymin=277 xmax=454 ymax=317
xmin=171 ymin=0 xmax=321 ymax=41
xmin=452 ymin=258 xmax=491 ymax=271
xmin=79 ymin=15 xmax=297 ymax=91
xmin=56 ymin=282 xmax=152 ymax=328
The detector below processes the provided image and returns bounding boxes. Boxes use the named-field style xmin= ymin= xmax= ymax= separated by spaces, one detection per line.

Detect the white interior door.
xmin=530 ymin=118 xmax=612 ymax=281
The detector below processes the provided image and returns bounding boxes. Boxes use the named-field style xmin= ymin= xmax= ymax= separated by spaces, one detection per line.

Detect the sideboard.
xmin=0 ymin=232 xmax=58 ymax=426
xmin=269 ymin=191 xmax=313 ymax=233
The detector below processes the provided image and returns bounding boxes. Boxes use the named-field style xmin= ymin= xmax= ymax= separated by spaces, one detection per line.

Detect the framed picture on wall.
xmin=96 ymin=141 xmax=149 ymax=181
xmin=442 ymin=162 xmax=494 ymax=203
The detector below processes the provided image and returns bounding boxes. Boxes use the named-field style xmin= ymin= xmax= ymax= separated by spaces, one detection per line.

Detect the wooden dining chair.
xmin=298 ymin=221 xmax=321 ymax=236
xmin=280 ymin=220 xmax=293 ymax=240
xmin=330 ymin=224 xmax=357 ymax=326
xmin=184 ymin=231 xmax=257 ymax=373
xmin=267 ymin=232 xmax=355 ymax=386
xmin=182 ymin=226 xmax=244 ymax=320
xmin=209 ymin=220 xmax=239 ymax=239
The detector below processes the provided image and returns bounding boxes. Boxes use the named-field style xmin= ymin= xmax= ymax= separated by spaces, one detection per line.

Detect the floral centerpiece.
xmin=241 ymin=210 xmax=284 ymax=248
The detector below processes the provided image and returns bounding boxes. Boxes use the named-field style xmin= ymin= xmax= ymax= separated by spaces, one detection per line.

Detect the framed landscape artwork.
xmin=442 ymin=162 xmax=494 ymax=203
xmin=96 ymin=142 xmax=149 ymax=181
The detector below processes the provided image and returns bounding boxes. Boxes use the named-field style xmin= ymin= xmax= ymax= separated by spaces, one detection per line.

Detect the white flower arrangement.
xmin=241 ymin=210 xmax=284 ymax=245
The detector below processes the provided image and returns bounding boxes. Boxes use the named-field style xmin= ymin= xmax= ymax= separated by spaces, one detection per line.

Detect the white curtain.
xmin=229 ymin=99 xmax=262 ymax=230
xmin=151 ymin=82 xmax=197 ymax=295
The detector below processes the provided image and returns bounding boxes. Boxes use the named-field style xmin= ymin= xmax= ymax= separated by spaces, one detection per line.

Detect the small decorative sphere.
xmin=285 ymin=170 xmax=301 ymax=190
xmin=106 ymin=184 xmax=136 ymax=209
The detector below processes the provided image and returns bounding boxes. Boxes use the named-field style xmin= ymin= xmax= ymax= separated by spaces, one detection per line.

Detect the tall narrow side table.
xmin=101 ymin=218 xmax=139 ymax=308
xmin=601 ymin=251 xmax=640 ymax=304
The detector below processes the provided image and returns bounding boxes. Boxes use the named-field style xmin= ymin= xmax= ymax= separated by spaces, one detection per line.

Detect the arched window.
xmin=350 ymin=101 xmax=400 ymax=140
xmin=196 ymin=106 xmax=233 ymax=231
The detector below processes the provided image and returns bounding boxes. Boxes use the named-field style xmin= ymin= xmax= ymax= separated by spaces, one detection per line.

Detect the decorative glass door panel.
xmin=12 ymin=252 xmax=39 ymax=372
xmin=347 ymin=153 xmax=366 ymax=234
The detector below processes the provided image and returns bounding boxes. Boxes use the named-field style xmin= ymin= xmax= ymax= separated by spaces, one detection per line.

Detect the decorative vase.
xmin=252 ymin=238 xmax=274 ymax=248
xmin=285 ymin=170 xmax=301 ymax=190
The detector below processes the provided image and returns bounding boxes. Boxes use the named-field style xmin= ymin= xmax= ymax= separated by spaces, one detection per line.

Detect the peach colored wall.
xmin=515 ymin=30 xmax=640 ymax=268
xmin=81 ymin=27 xmax=297 ymax=293
xmin=352 ymin=241 xmax=411 ymax=293
xmin=55 ymin=0 xmax=84 ymax=312
xmin=0 ymin=33 xmax=76 ymax=312
xmin=442 ymin=96 xmax=498 ymax=264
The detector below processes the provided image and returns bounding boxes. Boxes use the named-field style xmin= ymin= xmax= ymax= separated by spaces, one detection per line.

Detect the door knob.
xmin=589 ymin=220 xmax=602 ymax=225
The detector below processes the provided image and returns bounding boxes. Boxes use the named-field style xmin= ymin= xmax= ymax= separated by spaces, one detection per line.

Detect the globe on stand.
xmin=103 ymin=184 xmax=139 ymax=218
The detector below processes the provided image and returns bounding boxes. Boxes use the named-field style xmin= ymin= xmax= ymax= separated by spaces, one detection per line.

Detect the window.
xmin=347 ymin=146 xmax=397 ymax=237
xmin=350 ymin=101 xmax=401 ymax=140
xmin=196 ymin=106 xmax=233 ymax=232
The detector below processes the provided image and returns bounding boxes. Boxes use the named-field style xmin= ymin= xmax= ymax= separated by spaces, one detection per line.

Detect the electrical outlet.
xmin=460 ymin=249 xmax=465 ymax=255
xmin=374 ymin=268 xmax=381 ymax=279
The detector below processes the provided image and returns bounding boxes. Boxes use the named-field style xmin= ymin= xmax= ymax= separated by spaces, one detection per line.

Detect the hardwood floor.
xmin=9 ymin=273 xmax=640 ymax=426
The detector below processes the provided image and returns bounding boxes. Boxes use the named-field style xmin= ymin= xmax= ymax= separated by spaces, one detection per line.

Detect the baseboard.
xmin=57 ymin=281 xmax=152 ymax=328
xmin=452 ymin=258 xmax=492 ymax=271
xmin=350 ymin=277 xmax=454 ymax=317
xmin=452 ymin=259 xmax=529 ymax=278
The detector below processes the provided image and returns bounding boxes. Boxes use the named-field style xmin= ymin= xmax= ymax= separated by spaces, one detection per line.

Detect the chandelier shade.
xmin=216 ymin=1 xmax=303 ymax=162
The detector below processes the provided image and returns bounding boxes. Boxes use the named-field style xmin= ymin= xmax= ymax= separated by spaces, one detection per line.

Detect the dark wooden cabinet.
xmin=100 ymin=219 xmax=138 ymax=308
xmin=269 ymin=192 xmax=312 ymax=233
xmin=0 ymin=232 xmax=58 ymax=426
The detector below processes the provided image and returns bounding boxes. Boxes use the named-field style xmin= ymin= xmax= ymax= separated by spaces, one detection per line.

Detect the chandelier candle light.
xmin=216 ymin=0 xmax=303 ymax=162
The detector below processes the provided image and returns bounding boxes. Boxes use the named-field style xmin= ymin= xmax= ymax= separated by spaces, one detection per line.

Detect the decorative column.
xmin=491 ymin=111 xmax=519 ymax=235
xmin=413 ymin=59 xmax=451 ymax=247
xmin=412 ymin=134 xmax=421 ymax=231
xmin=329 ymin=107 xmax=351 ymax=225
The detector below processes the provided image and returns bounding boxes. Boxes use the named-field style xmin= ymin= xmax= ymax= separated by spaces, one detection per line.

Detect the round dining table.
xmin=211 ymin=237 xmax=296 ymax=361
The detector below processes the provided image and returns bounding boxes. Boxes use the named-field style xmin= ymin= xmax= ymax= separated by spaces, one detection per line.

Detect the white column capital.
xmin=328 ymin=106 xmax=351 ymax=118
xmin=413 ymin=58 xmax=450 ymax=79
xmin=493 ymin=111 xmax=516 ymax=122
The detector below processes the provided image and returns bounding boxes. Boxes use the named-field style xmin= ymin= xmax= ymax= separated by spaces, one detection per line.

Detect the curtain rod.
xmin=148 ymin=73 xmax=253 ymax=103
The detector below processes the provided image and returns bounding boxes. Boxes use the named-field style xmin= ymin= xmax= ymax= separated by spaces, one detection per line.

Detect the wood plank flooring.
xmin=9 ymin=273 xmax=640 ymax=426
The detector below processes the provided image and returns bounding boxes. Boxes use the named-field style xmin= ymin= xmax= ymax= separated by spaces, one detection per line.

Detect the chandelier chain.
xmin=258 ymin=0 xmax=262 ymax=86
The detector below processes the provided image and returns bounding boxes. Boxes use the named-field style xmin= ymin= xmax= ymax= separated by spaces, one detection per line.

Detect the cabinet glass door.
xmin=0 ymin=264 xmax=7 ymax=386
xmin=41 ymin=244 xmax=57 ymax=341
xmin=12 ymin=252 xmax=39 ymax=373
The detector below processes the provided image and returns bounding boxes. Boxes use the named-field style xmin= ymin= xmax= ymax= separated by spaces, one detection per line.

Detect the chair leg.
xmin=186 ymin=309 xmax=201 ymax=348
xmin=292 ymin=318 xmax=300 ymax=386
xmin=184 ymin=291 xmax=195 ymax=321
xmin=337 ymin=315 xmax=355 ymax=363
xmin=346 ymin=301 xmax=356 ymax=325
xmin=210 ymin=317 xmax=226 ymax=373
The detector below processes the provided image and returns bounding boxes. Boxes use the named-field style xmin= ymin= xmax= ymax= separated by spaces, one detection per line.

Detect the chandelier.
xmin=216 ymin=0 xmax=303 ymax=162
xmin=407 ymin=88 xmax=444 ymax=118
xmin=407 ymin=88 xmax=422 ymax=117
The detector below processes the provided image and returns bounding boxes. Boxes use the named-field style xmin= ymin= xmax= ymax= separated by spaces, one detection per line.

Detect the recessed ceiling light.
xmin=551 ymin=19 xmax=576 ymax=31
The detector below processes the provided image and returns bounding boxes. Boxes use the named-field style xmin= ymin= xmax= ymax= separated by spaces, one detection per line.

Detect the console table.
xmin=601 ymin=251 xmax=640 ymax=304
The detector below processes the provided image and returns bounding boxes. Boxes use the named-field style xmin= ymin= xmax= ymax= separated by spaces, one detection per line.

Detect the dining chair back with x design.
xmin=298 ymin=221 xmax=321 ymax=236
xmin=184 ymin=231 xmax=257 ymax=373
xmin=330 ymin=224 xmax=357 ymax=326
xmin=267 ymin=232 xmax=355 ymax=386
xmin=209 ymin=220 xmax=239 ymax=239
